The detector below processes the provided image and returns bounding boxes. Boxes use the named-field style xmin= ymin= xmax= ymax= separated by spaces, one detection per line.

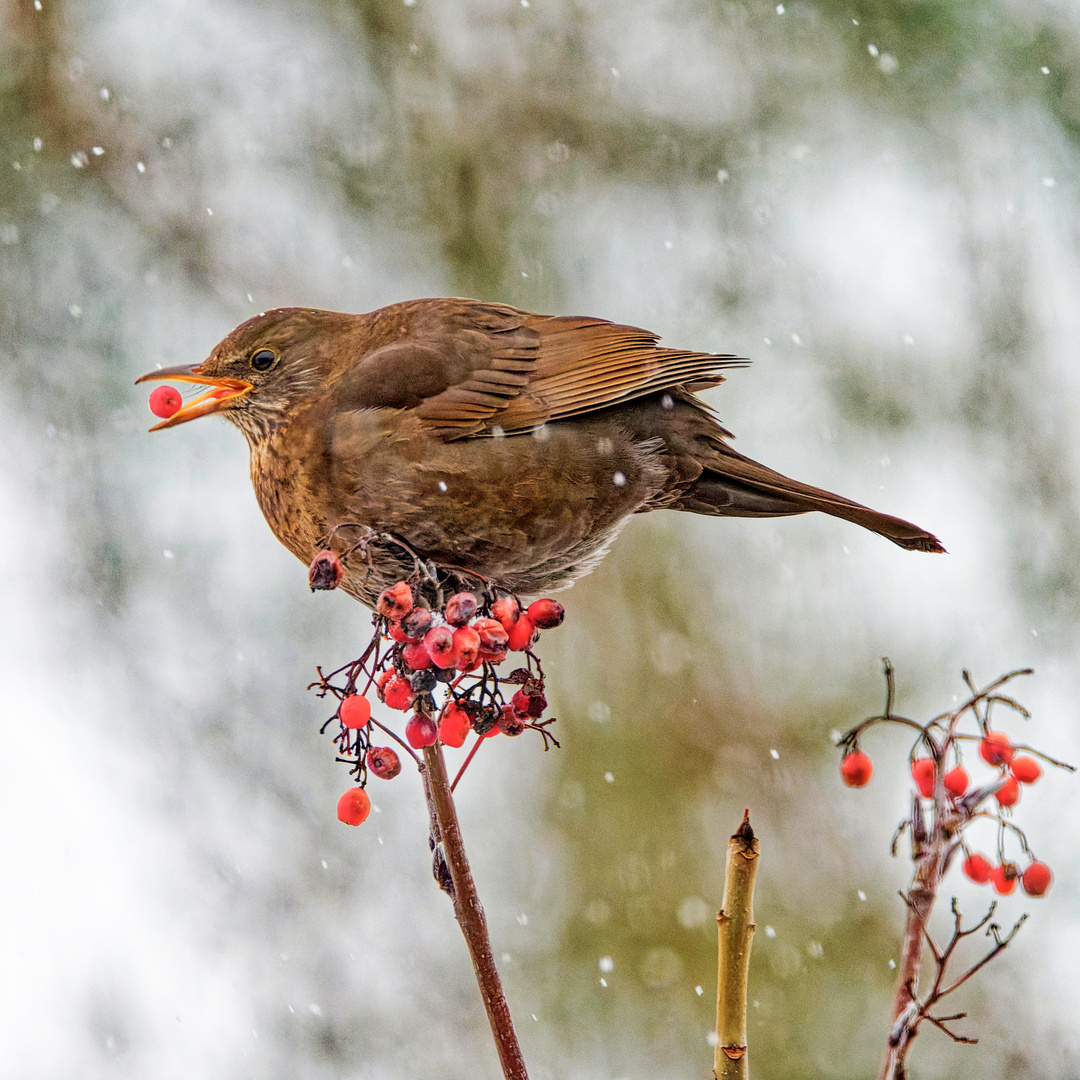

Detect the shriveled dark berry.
xmin=308 ymin=549 xmax=344 ymax=591
xmin=402 ymin=607 xmax=434 ymax=640
xmin=366 ymin=746 xmax=402 ymax=780
xmin=410 ymin=669 xmax=437 ymax=693
xmin=497 ymin=705 xmax=526 ymax=736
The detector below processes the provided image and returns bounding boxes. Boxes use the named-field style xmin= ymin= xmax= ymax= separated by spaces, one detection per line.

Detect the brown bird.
xmin=136 ymin=298 xmax=943 ymax=605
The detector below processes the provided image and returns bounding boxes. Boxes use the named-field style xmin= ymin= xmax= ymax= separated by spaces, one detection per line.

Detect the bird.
xmin=136 ymin=298 xmax=943 ymax=606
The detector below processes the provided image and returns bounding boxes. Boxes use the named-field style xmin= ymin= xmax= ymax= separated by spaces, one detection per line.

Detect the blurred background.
xmin=2 ymin=0 xmax=1080 ymax=1076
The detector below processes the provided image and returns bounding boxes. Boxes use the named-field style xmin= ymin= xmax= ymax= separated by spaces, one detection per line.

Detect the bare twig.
xmin=714 ymin=810 xmax=760 ymax=1080
xmin=421 ymin=742 xmax=529 ymax=1080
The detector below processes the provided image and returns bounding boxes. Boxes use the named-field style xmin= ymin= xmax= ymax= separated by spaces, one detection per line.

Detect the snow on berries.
xmin=309 ymin=577 xmax=565 ymax=821
xmin=148 ymin=384 xmax=182 ymax=418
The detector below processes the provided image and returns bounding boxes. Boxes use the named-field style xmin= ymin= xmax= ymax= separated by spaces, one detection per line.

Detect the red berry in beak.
xmin=148 ymin=384 xmax=182 ymax=418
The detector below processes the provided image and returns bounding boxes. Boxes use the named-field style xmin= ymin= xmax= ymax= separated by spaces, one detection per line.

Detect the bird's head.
xmin=136 ymin=307 xmax=353 ymax=441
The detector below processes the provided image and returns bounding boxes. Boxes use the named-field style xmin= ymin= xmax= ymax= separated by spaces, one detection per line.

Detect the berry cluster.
xmin=839 ymin=667 xmax=1070 ymax=902
xmin=307 ymin=559 xmax=564 ymax=826
xmin=841 ymin=664 xmax=1074 ymax=1071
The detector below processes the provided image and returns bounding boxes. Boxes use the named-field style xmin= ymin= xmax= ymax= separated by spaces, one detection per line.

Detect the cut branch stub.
xmin=714 ymin=809 xmax=760 ymax=1080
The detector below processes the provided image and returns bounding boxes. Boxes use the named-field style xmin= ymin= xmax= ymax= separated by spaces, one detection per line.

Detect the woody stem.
xmin=421 ymin=742 xmax=529 ymax=1080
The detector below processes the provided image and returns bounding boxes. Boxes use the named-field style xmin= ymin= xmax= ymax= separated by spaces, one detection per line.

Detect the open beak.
xmin=135 ymin=363 xmax=253 ymax=431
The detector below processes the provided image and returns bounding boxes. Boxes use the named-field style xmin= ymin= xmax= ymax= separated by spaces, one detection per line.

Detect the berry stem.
xmin=420 ymin=742 xmax=528 ymax=1080
xmin=450 ymin=733 xmax=487 ymax=793
xmin=714 ymin=810 xmax=759 ymax=1080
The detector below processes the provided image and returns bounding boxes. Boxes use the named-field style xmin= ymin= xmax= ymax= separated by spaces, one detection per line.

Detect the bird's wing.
xmin=325 ymin=300 xmax=744 ymax=439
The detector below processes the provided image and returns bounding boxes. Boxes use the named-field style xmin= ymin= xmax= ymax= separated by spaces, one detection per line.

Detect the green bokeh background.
xmin=2 ymin=1 xmax=1079 ymax=1077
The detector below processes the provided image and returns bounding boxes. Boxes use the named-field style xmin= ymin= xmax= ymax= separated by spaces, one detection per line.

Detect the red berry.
xmin=491 ymin=595 xmax=520 ymax=632
xmin=383 ymin=676 xmax=415 ymax=711
xmin=308 ymin=549 xmax=344 ymax=591
xmin=979 ymin=731 xmax=1014 ymax=767
xmin=438 ymin=703 xmax=472 ymax=748
xmin=497 ymin=705 xmax=526 ymax=736
xmin=376 ymin=669 xmax=394 ymax=691
xmin=1009 ymin=756 xmax=1042 ymax=784
xmin=444 ymin=592 xmax=478 ymax=626
xmin=840 ymin=749 xmax=873 ymax=788
xmin=388 ymin=621 xmax=412 ymax=644
xmin=995 ymin=776 xmax=1021 ymax=807
xmin=911 ymin=757 xmax=936 ymax=798
xmin=990 ymin=862 xmax=1018 ymax=895
xmin=473 ymin=617 xmax=509 ymax=655
xmin=376 ymin=581 xmax=413 ymax=620
xmin=401 ymin=607 xmax=434 ymax=640
xmin=943 ymin=765 xmax=969 ymax=797
xmin=506 ymin=614 xmax=537 ymax=652
xmin=511 ymin=688 xmax=546 ymax=718
xmin=424 ymin=625 xmax=458 ymax=669
xmin=526 ymin=598 xmax=564 ymax=629
xmin=962 ymin=853 xmax=993 ymax=883
xmin=405 ymin=713 xmax=438 ymax=748
xmin=452 ymin=626 xmax=481 ymax=671
xmin=366 ymin=745 xmax=401 ymax=780
xmin=336 ymin=787 xmax=371 ymax=826
xmin=401 ymin=641 xmax=432 ymax=670
xmin=339 ymin=694 xmax=371 ymax=729
xmin=1021 ymin=861 xmax=1053 ymax=897
xmin=148 ymin=384 xmax=182 ymax=418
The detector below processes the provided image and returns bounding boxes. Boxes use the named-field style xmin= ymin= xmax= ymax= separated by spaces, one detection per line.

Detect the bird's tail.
xmin=675 ymin=442 xmax=945 ymax=553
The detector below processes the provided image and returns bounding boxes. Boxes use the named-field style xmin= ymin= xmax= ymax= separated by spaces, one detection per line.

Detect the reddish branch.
xmin=421 ymin=742 xmax=529 ymax=1080
xmin=871 ymin=666 xmax=1039 ymax=1080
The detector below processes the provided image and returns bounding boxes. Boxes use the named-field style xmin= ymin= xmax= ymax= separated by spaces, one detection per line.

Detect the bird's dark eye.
xmin=250 ymin=349 xmax=278 ymax=372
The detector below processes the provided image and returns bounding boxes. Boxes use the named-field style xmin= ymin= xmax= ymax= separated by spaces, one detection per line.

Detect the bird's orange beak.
xmin=135 ymin=363 xmax=253 ymax=431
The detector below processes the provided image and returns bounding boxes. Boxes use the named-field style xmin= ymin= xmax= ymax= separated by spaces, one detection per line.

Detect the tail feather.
xmin=678 ymin=448 xmax=946 ymax=553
